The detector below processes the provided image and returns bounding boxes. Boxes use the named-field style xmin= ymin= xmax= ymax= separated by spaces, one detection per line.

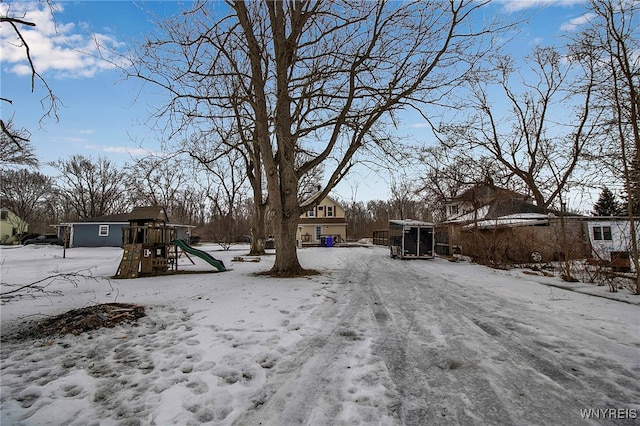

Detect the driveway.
xmin=236 ymin=246 xmax=640 ymax=425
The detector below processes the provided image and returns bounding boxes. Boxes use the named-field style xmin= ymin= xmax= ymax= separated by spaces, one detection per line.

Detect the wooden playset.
xmin=114 ymin=206 xmax=225 ymax=278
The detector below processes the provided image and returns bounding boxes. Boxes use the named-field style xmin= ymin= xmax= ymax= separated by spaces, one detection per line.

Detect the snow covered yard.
xmin=1 ymin=244 xmax=639 ymax=425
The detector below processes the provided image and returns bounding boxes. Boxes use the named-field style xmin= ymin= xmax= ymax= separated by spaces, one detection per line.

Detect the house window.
xmin=316 ymin=226 xmax=322 ymax=241
xmin=593 ymin=226 xmax=612 ymax=241
xmin=307 ymin=208 xmax=315 ymax=217
xmin=99 ymin=225 xmax=110 ymax=237
xmin=0 ymin=210 xmax=7 ymax=221
xmin=448 ymin=205 xmax=459 ymax=215
xmin=326 ymin=206 xmax=334 ymax=217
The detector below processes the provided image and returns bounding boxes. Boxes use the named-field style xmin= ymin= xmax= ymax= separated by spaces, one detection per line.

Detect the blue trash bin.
xmin=326 ymin=236 xmax=333 ymax=247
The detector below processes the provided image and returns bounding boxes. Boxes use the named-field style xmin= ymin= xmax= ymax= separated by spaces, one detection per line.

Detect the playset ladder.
xmin=116 ymin=244 xmax=142 ymax=278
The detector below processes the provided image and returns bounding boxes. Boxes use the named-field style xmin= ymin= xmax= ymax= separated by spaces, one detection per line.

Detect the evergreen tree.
xmin=593 ymin=187 xmax=623 ymax=216
xmin=623 ymin=155 xmax=640 ymax=216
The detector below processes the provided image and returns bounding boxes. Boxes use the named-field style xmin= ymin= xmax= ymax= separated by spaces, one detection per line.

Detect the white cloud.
xmin=410 ymin=123 xmax=430 ymax=129
xmin=496 ymin=0 xmax=585 ymax=13
xmin=560 ymin=13 xmax=596 ymax=31
xmin=530 ymin=37 xmax=544 ymax=47
xmin=0 ymin=2 xmax=124 ymax=79
xmin=86 ymin=144 xmax=153 ymax=156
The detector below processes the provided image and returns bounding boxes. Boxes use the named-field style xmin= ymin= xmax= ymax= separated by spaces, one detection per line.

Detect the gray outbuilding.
xmin=58 ymin=213 xmax=129 ymax=248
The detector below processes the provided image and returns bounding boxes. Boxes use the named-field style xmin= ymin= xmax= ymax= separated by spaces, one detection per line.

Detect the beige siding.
xmin=297 ymin=223 xmax=346 ymax=244
xmin=297 ymin=195 xmax=347 ymax=245
xmin=302 ymin=199 xmax=345 ymax=219
xmin=0 ymin=209 xmax=29 ymax=244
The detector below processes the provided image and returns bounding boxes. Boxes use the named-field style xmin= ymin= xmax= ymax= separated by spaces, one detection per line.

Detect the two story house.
xmin=444 ymin=180 xmax=539 ymax=224
xmin=440 ymin=180 xmax=589 ymax=263
xmin=297 ymin=193 xmax=347 ymax=247
xmin=0 ymin=208 xmax=28 ymax=244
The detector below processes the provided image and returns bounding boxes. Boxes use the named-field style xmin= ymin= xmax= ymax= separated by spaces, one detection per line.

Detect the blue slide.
xmin=171 ymin=239 xmax=227 ymax=272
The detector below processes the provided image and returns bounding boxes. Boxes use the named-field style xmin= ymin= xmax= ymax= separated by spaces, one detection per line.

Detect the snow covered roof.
xmin=463 ymin=213 xmax=552 ymax=230
xmin=389 ymin=219 xmax=435 ymax=227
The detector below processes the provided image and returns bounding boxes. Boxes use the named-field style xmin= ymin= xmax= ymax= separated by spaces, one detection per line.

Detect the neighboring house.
xmin=0 ymin=208 xmax=28 ymax=244
xmin=297 ymin=193 xmax=347 ymax=246
xmin=586 ymin=218 xmax=640 ymax=271
xmin=439 ymin=180 xmax=589 ymax=262
xmin=58 ymin=206 xmax=192 ymax=248
xmin=444 ymin=179 xmax=538 ymax=223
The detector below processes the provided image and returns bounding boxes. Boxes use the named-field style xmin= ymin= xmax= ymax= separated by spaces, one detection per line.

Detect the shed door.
xmin=404 ymin=227 xmax=418 ymax=256
xmin=419 ymin=227 xmax=433 ymax=256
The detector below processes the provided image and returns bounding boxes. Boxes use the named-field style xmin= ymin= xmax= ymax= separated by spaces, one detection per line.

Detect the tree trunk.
xmin=265 ymin=160 xmax=308 ymax=276
xmin=270 ymin=211 xmax=307 ymax=276
xmin=248 ymin=201 xmax=266 ymax=256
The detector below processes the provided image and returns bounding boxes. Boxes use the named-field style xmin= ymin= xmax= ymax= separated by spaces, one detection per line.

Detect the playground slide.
xmin=171 ymin=239 xmax=227 ymax=272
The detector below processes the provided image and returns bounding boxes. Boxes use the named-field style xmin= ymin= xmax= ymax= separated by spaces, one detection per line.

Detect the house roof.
xmin=389 ymin=219 xmax=434 ymax=227
xmin=442 ymin=198 xmax=546 ymax=225
xmin=463 ymin=213 xmax=551 ymax=230
xmin=300 ymin=190 xmax=344 ymax=209
xmin=485 ymin=199 xmax=546 ymax=219
xmin=447 ymin=181 xmax=531 ymax=205
xmin=59 ymin=206 xmax=171 ymax=225
xmin=77 ymin=213 xmax=130 ymax=223
xmin=127 ymin=206 xmax=170 ymax=223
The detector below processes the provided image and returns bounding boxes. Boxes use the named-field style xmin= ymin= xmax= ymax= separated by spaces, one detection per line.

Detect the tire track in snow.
xmin=428 ymin=270 xmax=640 ymax=425
xmin=359 ymin=256 xmax=518 ymax=425
xmin=340 ymin=248 xmax=638 ymax=426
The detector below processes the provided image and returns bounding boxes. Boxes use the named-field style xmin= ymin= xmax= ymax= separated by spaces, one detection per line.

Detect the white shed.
xmin=587 ymin=219 xmax=639 ymax=260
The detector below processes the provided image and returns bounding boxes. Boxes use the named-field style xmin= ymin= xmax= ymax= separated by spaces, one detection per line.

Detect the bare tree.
xmin=124 ymin=154 xmax=208 ymax=225
xmin=0 ymin=2 xmax=60 ymax=152
xmin=194 ymin=147 xmax=250 ymax=247
xmin=164 ymin=183 xmax=209 ymax=226
xmin=0 ymin=120 xmax=37 ymax=168
xmin=416 ymin=145 xmax=506 ymax=222
xmin=0 ymin=169 xmax=53 ymax=233
xmin=130 ymin=0 xmax=504 ymax=275
xmin=125 ymin=156 xmax=186 ymax=210
xmin=577 ymin=0 xmax=639 ymax=291
xmin=297 ymin=152 xmax=325 ymax=203
xmin=123 ymin=154 xmax=207 ymax=224
xmin=50 ymin=155 xmax=128 ymax=220
xmin=436 ymin=45 xmax=599 ymax=212
xmin=343 ymin=200 xmax=370 ymax=240
xmin=184 ymin=124 xmax=268 ymax=255
xmin=388 ymin=178 xmax=424 ymax=221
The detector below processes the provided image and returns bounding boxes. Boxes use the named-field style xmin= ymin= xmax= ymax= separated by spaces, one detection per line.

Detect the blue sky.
xmin=1 ymin=0 xmax=592 ymax=203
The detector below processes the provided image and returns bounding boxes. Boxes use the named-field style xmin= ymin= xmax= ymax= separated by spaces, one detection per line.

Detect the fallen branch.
xmin=0 ymin=268 xmax=113 ymax=303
